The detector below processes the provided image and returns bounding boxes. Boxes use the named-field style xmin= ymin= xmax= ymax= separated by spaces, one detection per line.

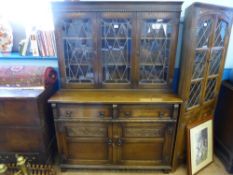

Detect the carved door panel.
xmin=98 ymin=12 xmax=135 ymax=88
xmin=56 ymin=122 xmax=113 ymax=165
xmin=115 ymin=122 xmax=176 ymax=166
xmin=55 ymin=12 xmax=98 ymax=88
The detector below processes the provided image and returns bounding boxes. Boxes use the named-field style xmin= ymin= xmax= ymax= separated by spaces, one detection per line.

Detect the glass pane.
xmin=62 ymin=18 xmax=94 ymax=83
xmin=101 ymin=19 xmax=131 ymax=83
xmin=209 ymin=49 xmax=223 ymax=75
xmin=187 ymin=81 xmax=202 ymax=109
xmin=192 ymin=51 xmax=207 ymax=80
xmin=214 ymin=19 xmax=228 ymax=47
xmin=205 ymin=78 xmax=217 ymax=101
xmin=196 ymin=18 xmax=212 ymax=48
xmin=139 ymin=19 xmax=172 ymax=84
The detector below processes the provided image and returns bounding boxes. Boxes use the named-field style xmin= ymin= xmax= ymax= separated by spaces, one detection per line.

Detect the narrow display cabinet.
xmin=172 ymin=3 xmax=233 ymax=170
xmin=49 ymin=1 xmax=183 ymax=171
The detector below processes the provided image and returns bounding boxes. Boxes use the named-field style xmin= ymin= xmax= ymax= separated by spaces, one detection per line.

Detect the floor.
xmin=57 ymin=156 xmax=230 ymax=175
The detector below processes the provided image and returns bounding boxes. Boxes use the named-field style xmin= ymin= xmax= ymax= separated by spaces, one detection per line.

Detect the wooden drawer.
xmin=0 ymin=100 xmax=39 ymax=126
xmin=118 ymin=104 xmax=174 ymax=119
xmin=0 ymin=127 xmax=44 ymax=152
xmin=55 ymin=104 xmax=112 ymax=119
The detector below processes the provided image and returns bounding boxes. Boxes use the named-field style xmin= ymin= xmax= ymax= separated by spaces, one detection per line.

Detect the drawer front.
xmin=0 ymin=127 xmax=44 ymax=152
xmin=56 ymin=104 xmax=112 ymax=119
xmin=118 ymin=104 xmax=174 ymax=119
xmin=0 ymin=100 xmax=39 ymax=126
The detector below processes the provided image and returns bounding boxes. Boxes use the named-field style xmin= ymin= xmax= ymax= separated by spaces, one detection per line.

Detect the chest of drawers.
xmin=49 ymin=90 xmax=182 ymax=171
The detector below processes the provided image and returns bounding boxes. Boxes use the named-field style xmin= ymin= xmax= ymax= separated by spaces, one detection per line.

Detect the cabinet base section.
xmin=215 ymin=137 xmax=233 ymax=173
xmin=60 ymin=164 xmax=172 ymax=171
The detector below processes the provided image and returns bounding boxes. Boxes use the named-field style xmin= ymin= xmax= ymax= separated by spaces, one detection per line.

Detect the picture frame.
xmin=187 ymin=116 xmax=214 ymax=175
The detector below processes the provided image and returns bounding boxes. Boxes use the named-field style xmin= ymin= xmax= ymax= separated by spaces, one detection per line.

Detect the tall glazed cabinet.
xmin=173 ymin=3 xmax=233 ymax=169
xmin=49 ymin=1 xmax=183 ymax=171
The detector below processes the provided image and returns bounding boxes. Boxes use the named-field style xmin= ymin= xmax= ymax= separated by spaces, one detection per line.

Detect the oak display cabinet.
xmin=172 ymin=3 xmax=233 ymax=170
xmin=49 ymin=1 xmax=183 ymax=171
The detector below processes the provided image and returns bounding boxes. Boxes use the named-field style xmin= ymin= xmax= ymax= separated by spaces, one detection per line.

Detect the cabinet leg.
xmin=163 ymin=169 xmax=170 ymax=174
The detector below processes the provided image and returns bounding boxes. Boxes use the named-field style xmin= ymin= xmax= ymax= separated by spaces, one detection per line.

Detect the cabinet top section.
xmin=190 ymin=2 xmax=233 ymax=11
xmin=52 ymin=1 xmax=183 ymax=12
xmin=0 ymin=88 xmax=44 ymax=99
xmin=48 ymin=90 xmax=182 ymax=104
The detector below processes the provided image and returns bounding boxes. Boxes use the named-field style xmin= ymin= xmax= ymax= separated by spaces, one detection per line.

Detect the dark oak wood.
xmin=0 ymin=88 xmax=56 ymax=163
xmin=172 ymin=3 xmax=233 ymax=171
xmin=50 ymin=1 xmax=182 ymax=171
xmin=49 ymin=90 xmax=181 ymax=170
xmin=52 ymin=1 xmax=182 ymax=90
xmin=215 ymin=81 xmax=233 ymax=173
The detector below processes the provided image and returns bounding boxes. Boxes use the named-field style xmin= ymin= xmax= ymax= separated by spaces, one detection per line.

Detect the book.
xmin=30 ymin=31 xmax=39 ymax=56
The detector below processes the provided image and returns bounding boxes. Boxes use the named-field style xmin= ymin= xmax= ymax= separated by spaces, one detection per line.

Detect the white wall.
xmin=82 ymin=0 xmax=233 ymax=69
xmin=180 ymin=0 xmax=233 ymax=68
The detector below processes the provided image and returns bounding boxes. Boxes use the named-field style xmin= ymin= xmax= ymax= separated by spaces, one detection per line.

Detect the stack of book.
xmin=19 ymin=30 xmax=57 ymax=57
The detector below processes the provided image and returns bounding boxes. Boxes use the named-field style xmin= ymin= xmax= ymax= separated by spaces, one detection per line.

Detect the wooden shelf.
xmin=101 ymin=37 xmax=131 ymax=40
xmin=0 ymin=52 xmax=57 ymax=60
xmin=63 ymin=37 xmax=92 ymax=40
xmin=141 ymin=37 xmax=171 ymax=40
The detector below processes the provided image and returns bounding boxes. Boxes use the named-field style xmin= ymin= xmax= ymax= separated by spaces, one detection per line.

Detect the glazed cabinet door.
xmin=184 ymin=15 xmax=214 ymax=113
xmin=98 ymin=12 xmax=135 ymax=88
xmin=55 ymin=122 xmax=113 ymax=165
xmin=115 ymin=122 xmax=176 ymax=166
xmin=136 ymin=12 xmax=180 ymax=89
xmin=55 ymin=12 xmax=98 ymax=88
xmin=203 ymin=16 xmax=231 ymax=109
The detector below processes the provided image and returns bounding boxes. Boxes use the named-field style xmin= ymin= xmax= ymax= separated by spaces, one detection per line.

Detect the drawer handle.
xmin=107 ymin=138 xmax=112 ymax=145
xmin=99 ymin=112 xmax=105 ymax=118
xmin=65 ymin=111 xmax=72 ymax=117
xmin=124 ymin=112 xmax=131 ymax=117
xmin=159 ymin=112 xmax=164 ymax=118
xmin=117 ymin=138 xmax=123 ymax=146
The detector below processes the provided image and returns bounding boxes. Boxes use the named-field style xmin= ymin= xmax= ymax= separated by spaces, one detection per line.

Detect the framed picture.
xmin=187 ymin=116 xmax=213 ymax=175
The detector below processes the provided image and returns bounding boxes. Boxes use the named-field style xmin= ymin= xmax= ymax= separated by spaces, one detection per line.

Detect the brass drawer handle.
xmin=159 ymin=112 xmax=164 ymax=118
xmin=124 ymin=112 xmax=131 ymax=117
xmin=99 ymin=112 xmax=105 ymax=118
xmin=117 ymin=138 xmax=123 ymax=146
xmin=65 ymin=111 xmax=72 ymax=117
xmin=107 ymin=138 xmax=113 ymax=145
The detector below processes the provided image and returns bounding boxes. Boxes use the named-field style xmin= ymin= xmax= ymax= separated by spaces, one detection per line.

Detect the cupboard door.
xmin=204 ymin=17 xmax=229 ymax=103
xmin=56 ymin=13 xmax=98 ymax=88
xmin=185 ymin=16 xmax=214 ymax=111
xmin=115 ymin=122 xmax=175 ymax=166
xmin=55 ymin=122 xmax=113 ymax=165
xmin=98 ymin=12 xmax=135 ymax=88
xmin=137 ymin=12 xmax=179 ymax=88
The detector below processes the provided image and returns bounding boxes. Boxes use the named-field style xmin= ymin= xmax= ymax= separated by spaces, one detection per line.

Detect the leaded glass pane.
xmin=62 ymin=18 xmax=94 ymax=83
xmin=214 ymin=19 xmax=228 ymax=47
xmin=209 ymin=49 xmax=222 ymax=75
xmin=196 ymin=18 xmax=212 ymax=48
xmin=101 ymin=19 xmax=131 ymax=83
xmin=139 ymin=19 xmax=172 ymax=84
xmin=192 ymin=51 xmax=207 ymax=79
xmin=187 ymin=81 xmax=202 ymax=109
xmin=205 ymin=78 xmax=217 ymax=101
